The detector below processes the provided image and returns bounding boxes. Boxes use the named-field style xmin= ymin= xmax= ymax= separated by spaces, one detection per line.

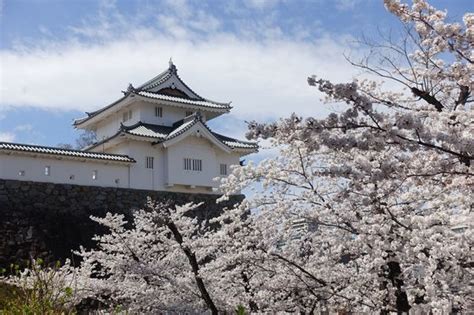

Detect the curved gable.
xmin=143 ymin=74 xmax=202 ymax=100
xmin=161 ymin=122 xmax=231 ymax=153
xmin=157 ymin=87 xmax=190 ymax=99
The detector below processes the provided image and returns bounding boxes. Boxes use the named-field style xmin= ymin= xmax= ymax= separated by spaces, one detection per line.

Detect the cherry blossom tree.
xmin=70 ymin=201 xmax=225 ymax=313
xmin=218 ymin=0 xmax=473 ymax=313
xmin=4 ymin=1 xmax=471 ymax=313
xmin=51 ymin=1 xmax=474 ymax=312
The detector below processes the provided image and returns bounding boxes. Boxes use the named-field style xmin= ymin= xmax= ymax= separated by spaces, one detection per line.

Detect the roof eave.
xmin=86 ymin=131 xmax=161 ymax=151
xmin=232 ymin=148 xmax=258 ymax=157
xmin=232 ymin=147 xmax=258 ymax=152
xmin=161 ymin=121 xmax=233 ymax=153
xmin=73 ymin=94 xmax=133 ymax=129
xmin=123 ymin=132 xmax=164 ymax=142
xmin=137 ymin=95 xmax=231 ymax=113
xmin=0 ymin=148 xmax=135 ymax=164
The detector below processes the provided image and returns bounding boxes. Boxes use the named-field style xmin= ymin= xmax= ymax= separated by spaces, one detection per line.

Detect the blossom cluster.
xmin=3 ymin=1 xmax=472 ymax=313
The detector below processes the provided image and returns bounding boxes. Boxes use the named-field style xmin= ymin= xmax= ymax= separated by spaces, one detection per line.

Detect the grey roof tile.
xmin=138 ymin=91 xmax=231 ymax=109
xmin=123 ymin=123 xmax=173 ymax=139
xmin=74 ymin=62 xmax=230 ymax=126
xmin=120 ymin=117 xmax=258 ymax=151
xmin=0 ymin=142 xmax=135 ymax=163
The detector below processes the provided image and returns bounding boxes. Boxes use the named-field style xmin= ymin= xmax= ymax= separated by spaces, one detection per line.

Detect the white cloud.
xmin=0 ymin=0 xmax=365 ymax=130
xmin=0 ymin=33 xmax=360 ymax=121
xmin=0 ymin=132 xmax=15 ymax=142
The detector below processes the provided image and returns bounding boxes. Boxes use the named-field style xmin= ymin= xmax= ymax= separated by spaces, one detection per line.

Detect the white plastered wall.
xmin=0 ymin=153 xmax=130 ymax=188
xmin=94 ymin=105 xmax=141 ymax=140
xmin=165 ymin=136 xmax=240 ymax=189
xmin=93 ymin=101 xmax=195 ymax=140
xmin=105 ymin=141 xmax=166 ymax=191
xmin=0 ymin=140 xmax=243 ymax=194
xmin=93 ymin=99 xmax=219 ymax=140
xmin=215 ymin=150 xmax=241 ymax=177
xmin=138 ymin=101 xmax=191 ymax=126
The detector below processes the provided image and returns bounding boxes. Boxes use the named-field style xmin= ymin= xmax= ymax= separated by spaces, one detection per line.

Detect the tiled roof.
xmin=123 ymin=123 xmax=173 ymax=139
xmin=138 ymin=91 xmax=230 ymax=109
xmin=213 ymin=133 xmax=259 ymax=149
xmin=138 ymin=61 xmax=210 ymax=103
xmin=137 ymin=68 xmax=173 ymax=91
xmin=120 ymin=118 xmax=199 ymax=142
xmin=0 ymin=142 xmax=135 ymax=163
xmin=165 ymin=119 xmax=196 ymax=139
xmin=74 ymin=62 xmax=230 ymax=126
xmin=74 ymin=95 xmax=128 ymax=126
xmin=120 ymin=118 xmax=258 ymax=151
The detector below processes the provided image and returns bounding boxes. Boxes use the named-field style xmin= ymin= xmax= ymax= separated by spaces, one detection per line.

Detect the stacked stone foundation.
xmin=0 ymin=179 xmax=242 ymax=269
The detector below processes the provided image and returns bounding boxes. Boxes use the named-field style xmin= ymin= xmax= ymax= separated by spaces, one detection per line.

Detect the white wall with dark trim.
xmin=0 ymin=154 xmax=130 ymax=188
xmin=0 ymin=136 xmax=241 ymax=194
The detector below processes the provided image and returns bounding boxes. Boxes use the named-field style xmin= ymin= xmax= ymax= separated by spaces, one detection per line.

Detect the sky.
xmin=0 ymin=0 xmax=470 ymax=157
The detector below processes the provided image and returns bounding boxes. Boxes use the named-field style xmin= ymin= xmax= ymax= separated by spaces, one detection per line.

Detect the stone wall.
xmin=0 ymin=179 xmax=243 ymax=269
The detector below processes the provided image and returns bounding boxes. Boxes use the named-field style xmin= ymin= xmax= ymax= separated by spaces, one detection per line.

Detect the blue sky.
xmin=0 ymin=0 xmax=470 ymax=150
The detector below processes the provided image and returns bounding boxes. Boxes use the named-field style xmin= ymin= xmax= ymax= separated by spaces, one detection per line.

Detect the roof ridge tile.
xmin=0 ymin=142 xmax=135 ymax=163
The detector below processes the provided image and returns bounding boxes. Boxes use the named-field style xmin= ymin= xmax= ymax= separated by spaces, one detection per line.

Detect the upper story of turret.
xmin=73 ymin=60 xmax=232 ymax=140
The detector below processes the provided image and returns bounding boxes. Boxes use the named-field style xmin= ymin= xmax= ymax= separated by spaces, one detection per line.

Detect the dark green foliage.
xmin=0 ymin=260 xmax=76 ymax=315
xmin=235 ymin=304 xmax=247 ymax=315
